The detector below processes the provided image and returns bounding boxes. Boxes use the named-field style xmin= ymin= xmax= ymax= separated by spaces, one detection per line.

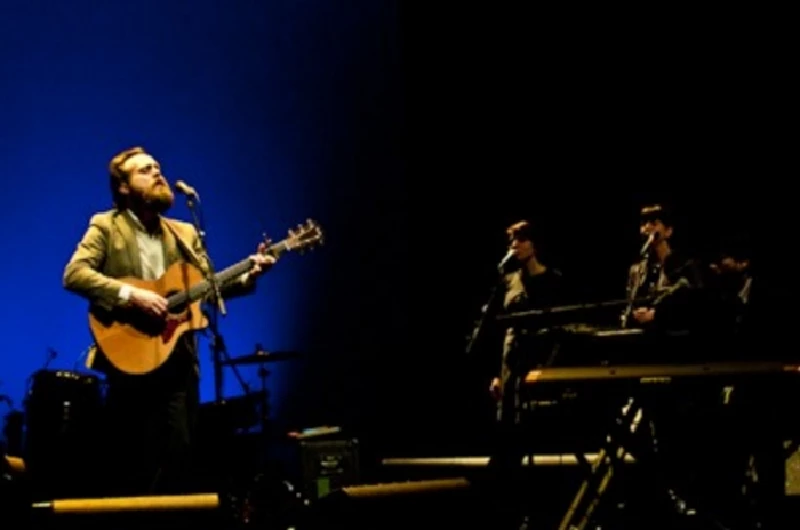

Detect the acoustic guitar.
xmin=88 ymin=219 xmax=323 ymax=375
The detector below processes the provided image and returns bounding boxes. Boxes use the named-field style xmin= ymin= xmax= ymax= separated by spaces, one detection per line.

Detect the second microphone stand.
xmin=466 ymin=252 xmax=515 ymax=356
xmin=621 ymin=236 xmax=656 ymax=328
xmin=466 ymin=277 xmax=503 ymax=356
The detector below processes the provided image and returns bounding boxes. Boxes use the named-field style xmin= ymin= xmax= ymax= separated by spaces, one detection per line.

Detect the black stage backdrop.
xmin=275 ymin=5 xmax=788 ymax=461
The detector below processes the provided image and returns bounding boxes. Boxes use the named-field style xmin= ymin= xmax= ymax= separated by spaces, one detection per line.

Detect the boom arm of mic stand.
xmin=621 ymin=256 xmax=649 ymax=328
xmin=185 ymin=196 xmax=226 ymax=316
xmin=183 ymin=194 xmax=229 ymax=403
xmin=466 ymin=275 xmax=504 ymax=356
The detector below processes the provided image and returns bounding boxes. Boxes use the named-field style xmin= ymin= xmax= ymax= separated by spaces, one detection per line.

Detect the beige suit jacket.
xmin=63 ymin=209 xmax=255 ymax=370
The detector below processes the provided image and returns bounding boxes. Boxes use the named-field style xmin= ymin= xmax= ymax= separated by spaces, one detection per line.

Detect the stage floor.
xmin=3 ymin=452 xmax=794 ymax=530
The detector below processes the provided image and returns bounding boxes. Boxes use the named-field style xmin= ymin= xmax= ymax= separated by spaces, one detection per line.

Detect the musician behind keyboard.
xmin=484 ymin=219 xmax=567 ymax=530
xmin=704 ymin=232 xmax=756 ymax=358
xmin=623 ymin=202 xmax=706 ymax=334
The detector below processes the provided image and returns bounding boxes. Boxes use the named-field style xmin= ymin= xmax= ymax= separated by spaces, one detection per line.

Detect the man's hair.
xmin=639 ymin=203 xmax=674 ymax=228
xmin=109 ymin=146 xmax=146 ymax=208
xmin=717 ymin=231 xmax=751 ymax=261
xmin=506 ymin=219 xmax=536 ymax=242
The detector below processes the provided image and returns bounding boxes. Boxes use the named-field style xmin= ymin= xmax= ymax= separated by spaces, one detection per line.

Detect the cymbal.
xmin=222 ymin=350 xmax=300 ymax=365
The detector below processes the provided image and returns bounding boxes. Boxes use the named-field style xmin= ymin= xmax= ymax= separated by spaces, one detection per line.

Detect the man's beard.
xmin=133 ymin=185 xmax=175 ymax=213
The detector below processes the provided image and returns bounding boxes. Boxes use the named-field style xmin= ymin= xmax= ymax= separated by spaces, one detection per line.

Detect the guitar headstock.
xmin=283 ymin=219 xmax=324 ymax=254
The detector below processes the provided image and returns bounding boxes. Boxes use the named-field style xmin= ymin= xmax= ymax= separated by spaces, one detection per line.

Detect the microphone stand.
xmin=466 ymin=261 xmax=508 ymax=356
xmin=43 ymin=347 xmax=57 ymax=370
xmin=183 ymin=191 xmax=228 ymax=404
xmin=621 ymin=252 xmax=651 ymax=328
xmin=203 ymin=309 xmax=253 ymax=404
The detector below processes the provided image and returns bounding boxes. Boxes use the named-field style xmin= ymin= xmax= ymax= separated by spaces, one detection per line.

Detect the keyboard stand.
xmin=557 ymin=395 xmax=643 ymax=530
xmin=519 ymin=361 xmax=800 ymax=529
xmin=556 ymin=390 xmax=739 ymax=530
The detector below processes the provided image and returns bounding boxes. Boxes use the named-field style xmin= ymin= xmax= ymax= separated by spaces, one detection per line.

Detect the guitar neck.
xmin=167 ymin=240 xmax=290 ymax=308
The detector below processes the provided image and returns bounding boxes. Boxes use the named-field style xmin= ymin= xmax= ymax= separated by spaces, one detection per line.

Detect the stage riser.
xmin=309 ymin=479 xmax=488 ymax=530
xmin=28 ymin=512 xmax=226 ymax=530
xmin=5 ymin=479 xmax=800 ymax=529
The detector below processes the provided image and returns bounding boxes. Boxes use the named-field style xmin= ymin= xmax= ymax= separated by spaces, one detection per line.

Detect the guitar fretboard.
xmin=166 ymin=239 xmax=291 ymax=308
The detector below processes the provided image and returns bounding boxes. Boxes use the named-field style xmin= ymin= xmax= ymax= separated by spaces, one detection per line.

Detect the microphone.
xmin=639 ymin=232 xmax=658 ymax=257
xmin=497 ymin=249 xmax=515 ymax=272
xmin=175 ymin=180 xmax=200 ymax=200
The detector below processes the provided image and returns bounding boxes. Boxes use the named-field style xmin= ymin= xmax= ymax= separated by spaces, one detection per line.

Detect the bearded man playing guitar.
xmin=63 ymin=146 xmax=276 ymax=496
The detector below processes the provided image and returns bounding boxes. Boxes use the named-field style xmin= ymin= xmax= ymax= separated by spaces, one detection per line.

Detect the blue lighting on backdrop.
xmin=0 ymin=0 xmax=401 ymax=422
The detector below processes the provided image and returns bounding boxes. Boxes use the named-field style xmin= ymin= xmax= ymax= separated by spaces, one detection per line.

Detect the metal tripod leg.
xmin=558 ymin=397 xmax=643 ymax=530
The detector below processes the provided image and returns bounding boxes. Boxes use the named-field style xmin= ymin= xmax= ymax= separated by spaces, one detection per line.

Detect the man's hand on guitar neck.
xmin=246 ymin=241 xmax=277 ymax=279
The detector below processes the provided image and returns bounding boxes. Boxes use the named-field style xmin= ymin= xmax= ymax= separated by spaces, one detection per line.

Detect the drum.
xmin=24 ymin=369 xmax=103 ymax=499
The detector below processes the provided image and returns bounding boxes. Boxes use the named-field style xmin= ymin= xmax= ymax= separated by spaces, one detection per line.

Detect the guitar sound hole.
xmin=129 ymin=312 xmax=167 ymax=337
xmin=130 ymin=308 xmax=190 ymax=339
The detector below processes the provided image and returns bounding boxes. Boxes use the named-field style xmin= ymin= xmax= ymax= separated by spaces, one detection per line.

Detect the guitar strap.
xmin=163 ymin=219 xmax=237 ymax=295
xmin=162 ymin=218 xmax=205 ymax=271
xmin=161 ymin=218 xmax=205 ymax=376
